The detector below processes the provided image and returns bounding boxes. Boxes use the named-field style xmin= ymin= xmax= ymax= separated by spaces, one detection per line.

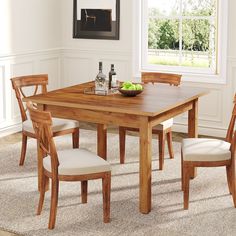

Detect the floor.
xmin=0 ymin=231 xmax=18 ymax=236
xmin=0 ymin=121 xmax=216 ymax=236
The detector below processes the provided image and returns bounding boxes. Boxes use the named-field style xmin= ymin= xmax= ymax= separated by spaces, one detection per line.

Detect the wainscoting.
xmin=0 ymin=48 xmax=235 ymax=138
xmin=60 ymin=48 xmax=236 ymax=138
xmin=173 ymin=57 xmax=236 ymax=137
xmin=0 ymin=49 xmax=61 ymax=137
xmin=60 ymin=48 xmax=132 ymax=87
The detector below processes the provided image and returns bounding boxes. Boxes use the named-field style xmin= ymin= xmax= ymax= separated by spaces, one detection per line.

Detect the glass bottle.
xmin=109 ymin=64 xmax=117 ymax=89
xmin=95 ymin=62 xmax=108 ymax=94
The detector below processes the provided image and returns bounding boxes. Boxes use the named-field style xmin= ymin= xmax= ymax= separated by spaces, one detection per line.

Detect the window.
xmin=140 ymin=0 xmax=228 ymax=82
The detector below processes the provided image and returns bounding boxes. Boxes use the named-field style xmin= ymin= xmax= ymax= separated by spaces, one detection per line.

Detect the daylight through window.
xmin=142 ymin=0 xmax=219 ymax=74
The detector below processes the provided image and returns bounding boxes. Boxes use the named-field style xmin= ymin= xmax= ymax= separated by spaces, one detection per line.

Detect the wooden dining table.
xmin=23 ymin=81 xmax=208 ymax=214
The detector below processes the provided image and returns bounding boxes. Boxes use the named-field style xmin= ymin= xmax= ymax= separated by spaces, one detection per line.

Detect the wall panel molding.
xmin=61 ymin=48 xmax=132 ymax=57
xmin=179 ymin=88 xmax=223 ymax=123
xmin=0 ymin=65 xmax=6 ymax=125
xmin=10 ymin=60 xmax=34 ymax=121
xmin=62 ymin=56 xmax=92 ymax=86
xmin=39 ymin=57 xmax=61 ymax=89
xmin=1 ymin=51 xmax=235 ymax=137
xmin=61 ymin=48 xmax=132 ymax=87
xmin=172 ymin=57 xmax=236 ymax=137
xmin=0 ymin=49 xmax=61 ymax=136
xmin=0 ymin=48 xmax=61 ymax=60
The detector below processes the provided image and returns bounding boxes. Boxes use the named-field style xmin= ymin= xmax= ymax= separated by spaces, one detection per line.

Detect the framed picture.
xmin=73 ymin=0 xmax=120 ymax=40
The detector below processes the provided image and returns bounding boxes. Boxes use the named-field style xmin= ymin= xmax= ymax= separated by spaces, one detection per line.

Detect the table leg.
xmin=97 ymin=124 xmax=107 ymax=160
xmin=188 ymin=99 xmax=198 ymax=178
xmin=188 ymin=99 xmax=198 ymax=138
xmin=139 ymin=117 xmax=152 ymax=214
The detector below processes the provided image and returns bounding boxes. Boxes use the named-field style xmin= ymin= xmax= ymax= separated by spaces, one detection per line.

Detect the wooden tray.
xmin=84 ymin=86 xmax=119 ymax=96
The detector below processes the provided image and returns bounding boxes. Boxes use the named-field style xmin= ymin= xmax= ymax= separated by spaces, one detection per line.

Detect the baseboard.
xmin=0 ymin=124 xmax=21 ymax=138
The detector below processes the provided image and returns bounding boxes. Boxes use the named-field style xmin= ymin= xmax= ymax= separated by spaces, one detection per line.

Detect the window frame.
xmin=134 ymin=0 xmax=228 ymax=84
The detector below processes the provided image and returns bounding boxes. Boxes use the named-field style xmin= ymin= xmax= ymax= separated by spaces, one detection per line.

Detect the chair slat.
xmin=141 ymin=72 xmax=181 ymax=86
xmin=11 ymin=74 xmax=48 ymax=122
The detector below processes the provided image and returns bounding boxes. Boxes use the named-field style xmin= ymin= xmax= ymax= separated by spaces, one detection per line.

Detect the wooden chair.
xmin=11 ymin=74 xmax=80 ymax=166
xmin=84 ymin=9 xmax=96 ymax=24
xmin=181 ymin=94 xmax=236 ymax=209
xmin=27 ymin=102 xmax=111 ymax=229
xmin=119 ymin=72 xmax=182 ymax=170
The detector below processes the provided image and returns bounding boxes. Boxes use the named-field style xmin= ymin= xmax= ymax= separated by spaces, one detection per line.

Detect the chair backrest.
xmin=27 ymin=102 xmax=59 ymax=175
xmin=226 ymin=94 xmax=236 ymax=143
xmin=141 ymin=72 xmax=182 ymax=86
xmin=11 ymin=74 xmax=48 ymax=122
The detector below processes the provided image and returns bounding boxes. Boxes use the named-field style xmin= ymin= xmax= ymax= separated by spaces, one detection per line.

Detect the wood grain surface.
xmin=24 ymin=81 xmax=208 ymax=117
xmin=23 ymin=81 xmax=208 ymax=214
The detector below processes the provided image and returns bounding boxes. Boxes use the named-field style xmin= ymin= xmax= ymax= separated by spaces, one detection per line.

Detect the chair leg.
xmin=48 ymin=178 xmax=59 ymax=230
xmin=190 ymin=167 xmax=197 ymax=179
xmin=119 ymin=127 xmax=126 ymax=164
xmin=227 ymin=164 xmax=236 ymax=207
xmin=81 ymin=181 xmax=88 ymax=204
xmin=166 ymin=130 xmax=174 ymax=159
xmin=37 ymin=173 xmax=47 ymax=215
xmin=183 ymin=163 xmax=191 ymax=210
xmin=19 ymin=133 xmax=27 ymax=166
xmin=158 ymin=131 xmax=165 ymax=170
xmin=226 ymin=166 xmax=232 ymax=194
xmin=72 ymin=128 xmax=79 ymax=149
xmin=231 ymin=174 xmax=236 ymax=208
xmin=102 ymin=172 xmax=111 ymax=223
xmin=181 ymin=149 xmax=184 ymax=191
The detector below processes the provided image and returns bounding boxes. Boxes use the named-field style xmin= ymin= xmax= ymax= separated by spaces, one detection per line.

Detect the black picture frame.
xmin=73 ymin=0 xmax=120 ymax=40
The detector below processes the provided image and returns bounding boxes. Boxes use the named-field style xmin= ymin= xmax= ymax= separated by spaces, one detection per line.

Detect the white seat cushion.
xmin=182 ymin=138 xmax=231 ymax=162
xmin=153 ymin=118 xmax=173 ymax=131
xmin=43 ymin=149 xmax=111 ymax=175
xmin=23 ymin=118 xmax=79 ymax=133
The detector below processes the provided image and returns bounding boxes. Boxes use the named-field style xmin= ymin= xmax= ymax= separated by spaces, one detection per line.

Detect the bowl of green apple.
xmin=118 ymin=81 xmax=144 ymax=97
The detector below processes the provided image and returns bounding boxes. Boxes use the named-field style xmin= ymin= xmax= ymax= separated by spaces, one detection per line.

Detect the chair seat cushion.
xmin=153 ymin=118 xmax=173 ymax=131
xmin=23 ymin=118 xmax=79 ymax=134
xmin=182 ymin=138 xmax=231 ymax=162
xmin=43 ymin=149 xmax=111 ymax=175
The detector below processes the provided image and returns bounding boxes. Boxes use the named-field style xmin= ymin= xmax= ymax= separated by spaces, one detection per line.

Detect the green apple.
xmin=135 ymin=84 xmax=143 ymax=90
xmin=122 ymin=81 xmax=132 ymax=88
xmin=121 ymin=86 xmax=129 ymax=90
xmin=128 ymin=84 xmax=136 ymax=90
xmin=121 ymin=81 xmax=143 ymax=91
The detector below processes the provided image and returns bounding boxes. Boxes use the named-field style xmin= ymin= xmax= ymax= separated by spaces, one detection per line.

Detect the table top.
xmin=23 ymin=81 xmax=209 ymax=117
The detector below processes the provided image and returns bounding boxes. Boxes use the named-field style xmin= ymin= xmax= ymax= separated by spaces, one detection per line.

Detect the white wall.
xmin=228 ymin=0 xmax=236 ymax=58
xmin=0 ymin=0 xmax=61 ymax=136
xmin=0 ymin=0 xmax=61 ymax=55
xmin=0 ymin=0 xmax=235 ymax=137
xmin=60 ymin=0 xmax=132 ymax=86
xmin=60 ymin=0 xmax=236 ymax=138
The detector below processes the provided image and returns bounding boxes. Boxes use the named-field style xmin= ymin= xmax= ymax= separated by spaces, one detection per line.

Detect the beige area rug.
xmin=0 ymin=129 xmax=236 ymax=236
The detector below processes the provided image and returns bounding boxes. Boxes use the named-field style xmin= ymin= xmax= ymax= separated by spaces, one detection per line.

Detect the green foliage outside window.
xmin=147 ymin=0 xmax=216 ymax=68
